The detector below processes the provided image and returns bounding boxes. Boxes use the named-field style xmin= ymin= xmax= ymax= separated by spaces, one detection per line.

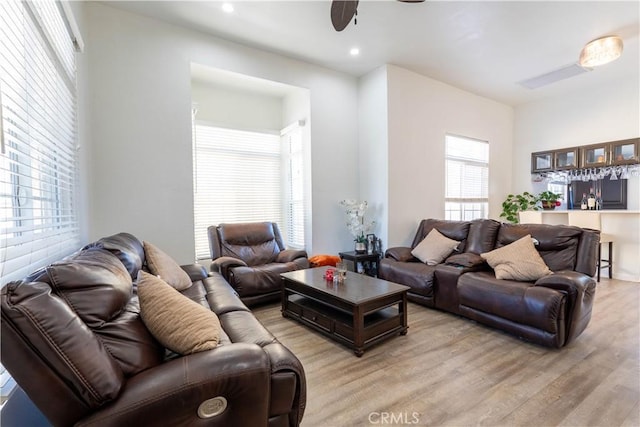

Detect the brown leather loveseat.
xmin=1 ymin=233 xmax=306 ymax=427
xmin=379 ymin=219 xmax=599 ymax=348
xmin=208 ymin=222 xmax=309 ymax=306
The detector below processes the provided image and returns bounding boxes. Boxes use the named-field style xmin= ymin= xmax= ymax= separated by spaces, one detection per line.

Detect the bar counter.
xmin=533 ymin=210 xmax=640 ymax=282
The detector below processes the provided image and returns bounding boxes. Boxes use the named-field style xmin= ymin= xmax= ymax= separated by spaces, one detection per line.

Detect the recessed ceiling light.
xmin=222 ymin=3 xmax=234 ymax=13
xmin=350 ymin=47 xmax=360 ymax=56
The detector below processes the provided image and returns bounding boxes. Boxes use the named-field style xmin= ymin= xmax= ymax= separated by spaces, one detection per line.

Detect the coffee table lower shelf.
xmin=282 ymin=293 xmax=407 ymax=357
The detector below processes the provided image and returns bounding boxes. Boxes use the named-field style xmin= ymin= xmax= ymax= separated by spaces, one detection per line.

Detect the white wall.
xmin=85 ymin=3 xmax=359 ymax=263
xmin=191 ymin=82 xmax=283 ymax=131
xmin=513 ymin=75 xmax=640 ymax=210
xmin=358 ymin=66 xmax=389 ymax=249
xmin=386 ymin=65 xmax=514 ymax=246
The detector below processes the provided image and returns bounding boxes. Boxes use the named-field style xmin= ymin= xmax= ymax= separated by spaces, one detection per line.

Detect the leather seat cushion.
xmin=230 ymin=263 xmax=300 ymax=298
xmin=202 ymin=273 xmax=251 ymax=315
xmin=378 ymin=260 xmax=435 ymax=298
xmin=219 ymin=310 xmax=276 ymax=348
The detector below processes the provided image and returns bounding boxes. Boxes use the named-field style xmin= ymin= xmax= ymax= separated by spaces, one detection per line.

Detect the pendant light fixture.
xmin=579 ymin=36 xmax=624 ymax=68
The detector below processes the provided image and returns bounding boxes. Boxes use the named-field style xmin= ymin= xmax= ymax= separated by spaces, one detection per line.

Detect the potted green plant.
xmin=354 ymin=234 xmax=368 ymax=253
xmin=537 ymin=191 xmax=562 ymax=210
xmin=500 ymin=192 xmax=539 ymax=223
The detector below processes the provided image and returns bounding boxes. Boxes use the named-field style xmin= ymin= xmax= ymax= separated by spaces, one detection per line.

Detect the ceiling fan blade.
xmin=331 ymin=0 xmax=359 ymax=32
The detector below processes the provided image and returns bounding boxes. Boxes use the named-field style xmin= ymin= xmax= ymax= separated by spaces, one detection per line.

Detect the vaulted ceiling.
xmin=107 ymin=1 xmax=639 ymax=106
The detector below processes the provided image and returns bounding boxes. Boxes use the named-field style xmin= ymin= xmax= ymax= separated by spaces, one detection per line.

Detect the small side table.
xmin=338 ymin=251 xmax=381 ymax=277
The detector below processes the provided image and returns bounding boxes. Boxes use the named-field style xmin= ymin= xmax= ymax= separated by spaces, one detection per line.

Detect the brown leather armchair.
xmin=1 ymin=233 xmax=306 ymax=427
xmin=208 ymin=222 xmax=309 ymax=306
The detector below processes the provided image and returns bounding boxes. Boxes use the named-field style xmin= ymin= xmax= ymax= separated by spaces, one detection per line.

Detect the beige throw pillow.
xmin=143 ymin=241 xmax=192 ymax=291
xmin=481 ymin=234 xmax=552 ymax=281
xmin=411 ymin=229 xmax=461 ymax=265
xmin=137 ymin=271 xmax=221 ymax=355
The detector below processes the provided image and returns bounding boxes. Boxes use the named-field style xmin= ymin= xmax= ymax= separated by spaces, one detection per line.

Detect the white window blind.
xmin=445 ymin=134 xmax=489 ymax=220
xmin=282 ymin=123 xmax=305 ymax=249
xmin=192 ymin=123 xmax=282 ymax=260
xmin=0 ymin=0 xmax=80 ymax=284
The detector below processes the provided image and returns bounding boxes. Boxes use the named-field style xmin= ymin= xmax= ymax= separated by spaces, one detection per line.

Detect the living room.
xmin=81 ymin=2 xmax=639 ymax=271
xmin=1 ymin=1 xmax=639 ymax=426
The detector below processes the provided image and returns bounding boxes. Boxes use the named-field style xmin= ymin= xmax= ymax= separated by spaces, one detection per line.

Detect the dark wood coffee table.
xmin=281 ymin=267 xmax=409 ymax=357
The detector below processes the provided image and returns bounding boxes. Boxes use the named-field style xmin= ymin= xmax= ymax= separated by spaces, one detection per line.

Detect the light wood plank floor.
xmin=253 ymin=278 xmax=639 ymax=427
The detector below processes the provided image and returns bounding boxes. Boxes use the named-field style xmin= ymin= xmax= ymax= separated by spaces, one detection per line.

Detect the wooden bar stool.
xmin=568 ymin=211 xmax=613 ymax=282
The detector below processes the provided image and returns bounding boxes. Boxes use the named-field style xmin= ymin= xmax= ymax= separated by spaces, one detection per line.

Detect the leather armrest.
xmin=263 ymin=342 xmax=307 ymax=425
xmin=534 ymin=270 xmax=593 ymax=295
xmin=210 ymin=256 xmax=248 ymax=276
xmin=78 ymin=344 xmax=271 ymax=427
xmin=384 ymin=247 xmax=416 ymax=262
xmin=534 ymin=270 xmax=597 ymax=345
xmin=276 ymin=249 xmax=308 ymax=263
xmin=181 ymin=264 xmax=208 ymax=282
xmin=445 ymin=253 xmax=486 ymax=269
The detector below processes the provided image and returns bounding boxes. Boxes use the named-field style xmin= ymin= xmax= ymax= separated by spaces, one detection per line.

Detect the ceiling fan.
xmin=330 ymin=0 xmax=424 ymax=32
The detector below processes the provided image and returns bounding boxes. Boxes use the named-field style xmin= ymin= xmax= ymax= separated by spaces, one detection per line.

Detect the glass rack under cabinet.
xmin=532 ymin=138 xmax=639 ymax=173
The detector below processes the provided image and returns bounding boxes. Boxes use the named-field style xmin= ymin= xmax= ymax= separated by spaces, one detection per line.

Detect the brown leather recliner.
xmin=208 ymin=222 xmax=309 ymax=306
xmin=1 ymin=233 xmax=306 ymax=427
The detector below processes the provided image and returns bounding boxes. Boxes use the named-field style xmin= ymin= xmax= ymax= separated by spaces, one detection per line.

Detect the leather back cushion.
xmin=45 ymin=249 xmax=163 ymax=376
xmin=92 ymin=296 xmax=164 ymax=376
xmin=45 ymin=249 xmax=133 ymax=327
xmin=2 ymin=280 xmax=125 ymax=408
xmin=84 ymin=232 xmax=145 ymax=279
xmin=496 ymin=224 xmax=581 ymax=272
xmin=466 ymin=219 xmax=501 ymax=254
xmin=411 ymin=219 xmax=472 ymax=252
xmin=218 ymin=222 xmax=282 ymax=266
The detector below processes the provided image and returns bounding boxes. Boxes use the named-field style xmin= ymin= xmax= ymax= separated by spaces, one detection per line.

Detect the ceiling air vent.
xmin=518 ymin=63 xmax=592 ymax=89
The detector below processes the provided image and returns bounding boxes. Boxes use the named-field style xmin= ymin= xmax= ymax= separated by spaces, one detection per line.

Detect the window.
xmin=1 ymin=1 xmax=80 ymax=285
xmin=192 ymin=122 xmax=306 ymax=260
xmin=282 ymin=123 xmax=305 ymax=249
xmin=445 ymin=135 xmax=489 ymax=220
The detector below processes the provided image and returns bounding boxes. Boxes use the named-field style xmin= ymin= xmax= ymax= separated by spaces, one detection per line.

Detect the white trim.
xmin=194 ymin=119 xmax=280 ymax=136
xmin=280 ymin=119 xmax=306 ymax=136
xmin=0 ymin=84 xmax=4 ymax=156
xmin=59 ymin=1 xmax=84 ymax=53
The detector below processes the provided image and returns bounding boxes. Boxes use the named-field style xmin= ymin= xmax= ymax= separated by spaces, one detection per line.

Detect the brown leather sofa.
xmin=379 ymin=219 xmax=599 ymax=348
xmin=208 ymin=222 xmax=309 ymax=306
xmin=1 ymin=233 xmax=306 ymax=427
